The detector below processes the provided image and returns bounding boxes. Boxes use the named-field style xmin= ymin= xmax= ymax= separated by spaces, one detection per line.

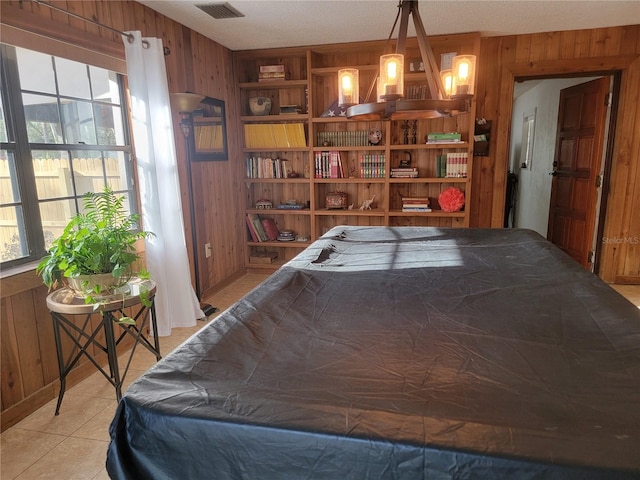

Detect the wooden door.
xmin=547 ymin=77 xmax=609 ymax=269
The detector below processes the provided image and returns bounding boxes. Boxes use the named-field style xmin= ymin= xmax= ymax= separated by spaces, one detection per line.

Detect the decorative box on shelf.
xmin=325 ymin=192 xmax=348 ymax=209
xmin=250 ymin=251 xmax=278 ymax=264
xmin=258 ymin=64 xmax=289 ymax=82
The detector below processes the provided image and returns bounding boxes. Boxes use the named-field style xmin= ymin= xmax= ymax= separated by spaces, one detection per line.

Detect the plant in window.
xmin=36 ymin=186 xmax=154 ymax=305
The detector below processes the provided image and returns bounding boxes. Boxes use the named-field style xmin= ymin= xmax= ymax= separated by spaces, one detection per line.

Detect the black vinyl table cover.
xmin=107 ymin=227 xmax=640 ymax=479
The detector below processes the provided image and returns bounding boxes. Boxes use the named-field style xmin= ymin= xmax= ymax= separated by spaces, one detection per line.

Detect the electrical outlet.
xmin=205 ymin=243 xmax=212 ymax=258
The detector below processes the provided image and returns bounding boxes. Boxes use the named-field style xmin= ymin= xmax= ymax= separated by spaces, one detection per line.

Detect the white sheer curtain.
xmin=123 ymin=31 xmax=204 ymax=336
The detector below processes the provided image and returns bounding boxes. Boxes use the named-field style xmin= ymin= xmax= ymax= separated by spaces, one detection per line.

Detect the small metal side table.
xmin=46 ymin=278 xmax=161 ymax=415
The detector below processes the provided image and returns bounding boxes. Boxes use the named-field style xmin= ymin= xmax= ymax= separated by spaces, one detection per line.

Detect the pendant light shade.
xmin=343 ymin=0 xmax=476 ymax=120
xmin=452 ymin=55 xmax=476 ymax=96
xmin=338 ymin=69 xmax=359 ymax=106
xmin=379 ymin=54 xmax=404 ymax=100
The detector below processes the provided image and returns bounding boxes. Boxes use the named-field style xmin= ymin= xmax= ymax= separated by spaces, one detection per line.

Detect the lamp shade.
xmin=338 ymin=69 xmax=359 ymax=106
xmin=452 ymin=55 xmax=476 ymax=96
xmin=380 ymin=54 xmax=404 ymax=99
xmin=440 ymin=69 xmax=453 ymax=98
xmin=170 ymin=93 xmax=205 ymax=114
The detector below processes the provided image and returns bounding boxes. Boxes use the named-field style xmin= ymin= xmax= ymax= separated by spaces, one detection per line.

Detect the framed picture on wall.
xmin=192 ymin=96 xmax=228 ymax=161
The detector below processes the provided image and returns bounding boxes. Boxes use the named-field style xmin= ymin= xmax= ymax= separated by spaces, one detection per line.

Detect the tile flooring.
xmin=1 ymin=273 xmax=270 ymax=480
xmin=1 ymin=275 xmax=638 ymax=479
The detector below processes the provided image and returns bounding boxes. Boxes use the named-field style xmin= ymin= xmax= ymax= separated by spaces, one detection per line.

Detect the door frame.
xmin=495 ymin=57 xmax=632 ymax=277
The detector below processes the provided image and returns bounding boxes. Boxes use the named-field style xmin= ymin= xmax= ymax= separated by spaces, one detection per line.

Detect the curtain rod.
xmin=28 ymin=0 xmax=153 ymax=49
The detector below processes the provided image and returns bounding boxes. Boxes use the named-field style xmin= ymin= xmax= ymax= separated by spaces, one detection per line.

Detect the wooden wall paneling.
xmin=528 ymin=32 xmax=550 ymax=62
xmin=63 ymin=1 xmax=87 ymax=32
xmin=620 ymin=25 xmax=640 ymax=55
xmin=11 ymin=290 xmax=45 ymax=398
xmin=1 ymin=297 xmax=24 ymax=409
xmin=600 ymin=56 xmax=640 ymax=282
xmin=33 ymin=286 xmax=58 ymax=385
xmin=514 ymin=34 xmax=531 ymax=63
xmin=589 ymin=28 xmax=609 ymax=57
xmin=573 ymin=30 xmax=593 ymax=58
xmin=558 ymin=30 xmax=577 ymax=60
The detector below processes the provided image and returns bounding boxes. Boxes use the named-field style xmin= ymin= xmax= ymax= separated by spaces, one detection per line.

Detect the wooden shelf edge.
xmin=241 ymin=114 xmax=309 ymax=122
xmin=244 ymin=178 xmax=310 ymax=183
xmin=390 ymin=142 xmax=470 ymax=150
xmin=313 ymin=178 xmax=385 ymax=183
xmin=389 ymin=210 xmax=466 ymax=217
xmin=243 ymin=147 xmax=308 ymax=153
xmin=246 ymin=208 xmax=311 ymax=215
xmin=314 ymin=208 xmax=385 ymax=216
xmin=247 ymin=241 xmax=311 ymax=248
xmin=311 ymin=145 xmax=386 ymax=152
xmin=388 ymin=177 xmax=468 ymax=183
xmin=239 ymin=79 xmax=308 ymax=89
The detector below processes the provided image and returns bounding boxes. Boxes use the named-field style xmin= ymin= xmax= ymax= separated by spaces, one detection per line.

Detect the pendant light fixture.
xmin=340 ymin=0 xmax=476 ymax=120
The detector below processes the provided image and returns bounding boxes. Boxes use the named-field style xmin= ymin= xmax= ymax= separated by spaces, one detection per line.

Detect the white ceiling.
xmin=137 ymin=0 xmax=640 ymax=51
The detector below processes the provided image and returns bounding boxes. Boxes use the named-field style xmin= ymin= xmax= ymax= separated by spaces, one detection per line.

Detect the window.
xmin=0 ymin=44 xmax=136 ymax=267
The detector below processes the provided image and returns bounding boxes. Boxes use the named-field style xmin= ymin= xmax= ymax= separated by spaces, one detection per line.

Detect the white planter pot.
xmin=67 ymin=273 xmax=124 ymax=297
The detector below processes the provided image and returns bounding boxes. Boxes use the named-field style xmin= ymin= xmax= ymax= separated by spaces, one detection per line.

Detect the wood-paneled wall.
xmin=0 ymin=0 xmax=244 ymax=430
xmin=472 ymin=26 xmax=640 ymax=283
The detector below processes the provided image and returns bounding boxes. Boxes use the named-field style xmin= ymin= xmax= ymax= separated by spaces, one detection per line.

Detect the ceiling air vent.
xmin=196 ymin=3 xmax=244 ymax=19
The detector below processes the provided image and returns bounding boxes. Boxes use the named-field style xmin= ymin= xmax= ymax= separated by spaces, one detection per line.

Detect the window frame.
xmin=0 ymin=44 xmax=136 ymax=269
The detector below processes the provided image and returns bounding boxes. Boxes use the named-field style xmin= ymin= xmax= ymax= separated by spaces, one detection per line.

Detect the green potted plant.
xmin=37 ymin=186 xmax=154 ymax=303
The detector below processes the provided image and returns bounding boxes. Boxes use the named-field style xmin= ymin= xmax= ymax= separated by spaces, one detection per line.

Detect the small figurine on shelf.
xmin=411 ymin=120 xmax=417 ymax=145
xmin=402 ymin=120 xmax=409 ymax=145
xmin=359 ymin=194 xmax=376 ymax=211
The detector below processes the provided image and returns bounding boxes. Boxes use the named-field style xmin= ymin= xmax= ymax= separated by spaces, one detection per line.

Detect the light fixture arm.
xmin=345 ymin=0 xmax=476 ymax=120
xmin=410 ymin=2 xmax=447 ymax=100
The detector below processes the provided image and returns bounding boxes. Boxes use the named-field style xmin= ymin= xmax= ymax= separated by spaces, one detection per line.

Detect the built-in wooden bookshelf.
xmin=234 ymin=33 xmax=481 ymax=270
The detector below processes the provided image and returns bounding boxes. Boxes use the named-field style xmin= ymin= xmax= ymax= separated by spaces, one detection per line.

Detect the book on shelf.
xmin=277 ymin=203 xmax=305 ymax=209
xmin=445 ymin=152 xmax=468 ymax=178
xmin=315 ymin=151 xmax=344 ymax=179
xmin=280 ymin=105 xmax=302 ymax=115
xmin=259 ymin=64 xmax=286 ymax=73
xmin=360 ymin=153 xmax=386 ymax=179
xmin=391 ymin=167 xmax=418 ymax=178
xmin=244 ymin=123 xmax=306 ymax=148
xmin=402 ymin=196 xmax=431 ymax=212
xmin=426 ymin=131 xmax=462 ymax=143
xmin=260 ymin=217 xmax=280 ymax=241
xmin=246 ymin=156 xmax=292 ymax=179
xmin=402 ymin=206 xmax=432 ymax=212
xmin=316 ymin=130 xmax=371 ymax=147
xmin=245 ymin=214 xmax=259 ymax=242
xmin=246 ymin=213 xmax=268 ymax=242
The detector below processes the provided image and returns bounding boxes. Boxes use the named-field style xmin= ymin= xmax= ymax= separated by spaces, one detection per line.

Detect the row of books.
xmin=244 ymin=123 xmax=306 ymax=148
xmin=426 ymin=131 xmax=462 ymax=144
xmin=245 ymin=156 xmax=293 ymax=179
xmin=246 ymin=213 xmax=279 ymax=242
xmin=390 ymin=167 xmax=418 ymax=178
xmin=360 ymin=154 xmax=386 ymax=179
xmin=316 ymin=130 xmax=372 ymax=147
xmin=314 ymin=151 xmax=344 ymax=179
xmin=401 ymin=196 xmax=432 ymax=213
xmin=405 ymin=84 xmax=430 ymax=100
xmin=438 ymin=152 xmax=468 ymax=178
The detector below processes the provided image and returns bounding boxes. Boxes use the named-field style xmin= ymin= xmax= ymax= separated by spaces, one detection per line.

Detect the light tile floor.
xmin=1 ymin=273 xmax=269 ymax=480
xmin=1 ymin=276 xmax=638 ymax=479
